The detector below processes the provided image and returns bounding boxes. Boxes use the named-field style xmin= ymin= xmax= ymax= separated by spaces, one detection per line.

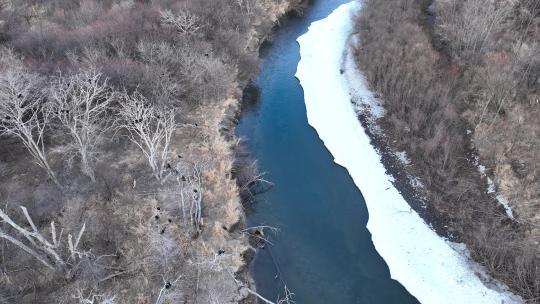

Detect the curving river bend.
xmin=236 ymin=1 xmax=419 ymax=303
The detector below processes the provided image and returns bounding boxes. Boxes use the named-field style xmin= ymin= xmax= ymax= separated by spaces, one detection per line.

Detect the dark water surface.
xmin=236 ymin=1 xmax=419 ymax=303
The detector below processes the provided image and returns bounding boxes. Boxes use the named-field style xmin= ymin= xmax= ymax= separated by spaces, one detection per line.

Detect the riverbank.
xmin=351 ymin=0 xmax=540 ymax=300
xmin=0 ymin=1 xmax=304 ymax=302
xmin=296 ymin=1 xmax=522 ymax=303
xmin=219 ymin=1 xmax=309 ymax=303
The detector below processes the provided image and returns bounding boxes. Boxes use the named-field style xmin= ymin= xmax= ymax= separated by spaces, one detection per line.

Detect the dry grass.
xmin=0 ymin=95 xmax=251 ymax=303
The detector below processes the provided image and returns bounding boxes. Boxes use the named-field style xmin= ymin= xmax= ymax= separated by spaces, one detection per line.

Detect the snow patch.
xmin=395 ymin=151 xmax=411 ymax=165
xmin=342 ymin=33 xmax=384 ymax=122
xmin=296 ymin=1 xmax=521 ymax=303
xmin=409 ymin=176 xmax=425 ymax=189
xmin=497 ymin=194 xmax=514 ymax=219
xmin=474 ymin=157 xmax=514 ymax=218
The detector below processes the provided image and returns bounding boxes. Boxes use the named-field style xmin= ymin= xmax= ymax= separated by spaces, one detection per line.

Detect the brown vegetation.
xmin=353 ymin=0 xmax=540 ymax=300
xmin=0 ymin=0 xmax=302 ymax=303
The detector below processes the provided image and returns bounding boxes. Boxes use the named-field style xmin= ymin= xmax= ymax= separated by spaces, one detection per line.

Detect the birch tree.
xmin=116 ymin=92 xmax=176 ymax=181
xmin=0 ymin=68 xmax=59 ymax=186
xmin=189 ymin=163 xmax=203 ymax=231
xmin=173 ymin=160 xmax=204 ymax=230
xmin=50 ymin=70 xmax=113 ymax=181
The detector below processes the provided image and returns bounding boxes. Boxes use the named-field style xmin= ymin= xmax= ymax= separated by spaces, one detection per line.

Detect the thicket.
xmin=0 ymin=0 xmax=296 ymax=302
xmin=354 ymin=0 xmax=540 ymax=300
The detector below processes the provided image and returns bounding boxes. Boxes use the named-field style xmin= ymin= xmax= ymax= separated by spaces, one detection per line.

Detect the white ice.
xmin=295 ymin=1 xmax=521 ymax=303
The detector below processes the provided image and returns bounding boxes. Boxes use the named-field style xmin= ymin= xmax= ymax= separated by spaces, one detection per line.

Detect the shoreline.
xmin=296 ymin=1 xmax=522 ymax=303
xmin=223 ymin=1 xmax=309 ymax=303
xmin=341 ymin=32 xmax=522 ymax=303
xmin=341 ymin=40 xmax=450 ymax=240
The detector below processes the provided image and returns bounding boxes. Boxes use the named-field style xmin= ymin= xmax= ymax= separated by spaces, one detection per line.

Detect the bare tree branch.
xmin=0 ymin=229 xmax=55 ymax=270
xmin=160 ymin=10 xmax=201 ymax=35
xmin=0 ymin=65 xmax=58 ymax=186
xmin=49 ymin=70 xmax=114 ymax=181
xmin=435 ymin=0 xmax=512 ymax=60
xmin=0 ymin=206 xmax=87 ymax=274
xmin=116 ymin=91 xmax=176 ymax=181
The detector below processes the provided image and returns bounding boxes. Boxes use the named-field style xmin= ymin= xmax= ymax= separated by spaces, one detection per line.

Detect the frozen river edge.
xmin=295 ymin=1 xmax=522 ymax=303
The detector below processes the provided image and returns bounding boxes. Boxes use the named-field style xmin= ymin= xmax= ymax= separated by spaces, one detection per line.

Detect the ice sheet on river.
xmin=295 ymin=1 xmax=522 ymax=303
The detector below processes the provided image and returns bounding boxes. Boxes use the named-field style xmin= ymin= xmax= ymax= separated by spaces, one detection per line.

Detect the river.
xmin=236 ymin=1 xmax=419 ymax=303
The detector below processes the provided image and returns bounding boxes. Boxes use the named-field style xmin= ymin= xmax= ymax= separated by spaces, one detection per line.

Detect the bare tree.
xmin=277 ymin=286 xmax=295 ymax=304
xmin=435 ymin=0 xmax=511 ymax=60
xmin=160 ymin=10 xmax=201 ymax=35
xmin=0 ymin=67 xmax=59 ymax=186
xmin=236 ymin=159 xmax=273 ymax=202
xmin=154 ymin=274 xmax=183 ymax=304
xmin=0 ymin=206 xmax=86 ymax=276
xmin=189 ymin=163 xmax=203 ymax=231
xmin=236 ymin=0 xmax=254 ymax=16
xmin=116 ymin=92 xmax=176 ymax=181
xmin=137 ymin=40 xmax=233 ymax=105
xmin=174 ymin=161 xmax=190 ymax=225
xmin=49 ymin=70 xmax=113 ymax=181
xmin=173 ymin=160 xmax=204 ymax=229
xmin=136 ymin=42 xmax=185 ymax=104
xmin=73 ymin=288 xmax=117 ymax=304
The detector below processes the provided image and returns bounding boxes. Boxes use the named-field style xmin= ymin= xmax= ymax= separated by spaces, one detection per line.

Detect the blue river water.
xmin=236 ymin=1 xmax=420 ymax=303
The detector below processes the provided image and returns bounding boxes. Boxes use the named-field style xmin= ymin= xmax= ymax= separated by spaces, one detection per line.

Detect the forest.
xmin=354 ymin=0 xmax=540 ymax=301
xmin=0 ymin=0 xmax=302 ymax=303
